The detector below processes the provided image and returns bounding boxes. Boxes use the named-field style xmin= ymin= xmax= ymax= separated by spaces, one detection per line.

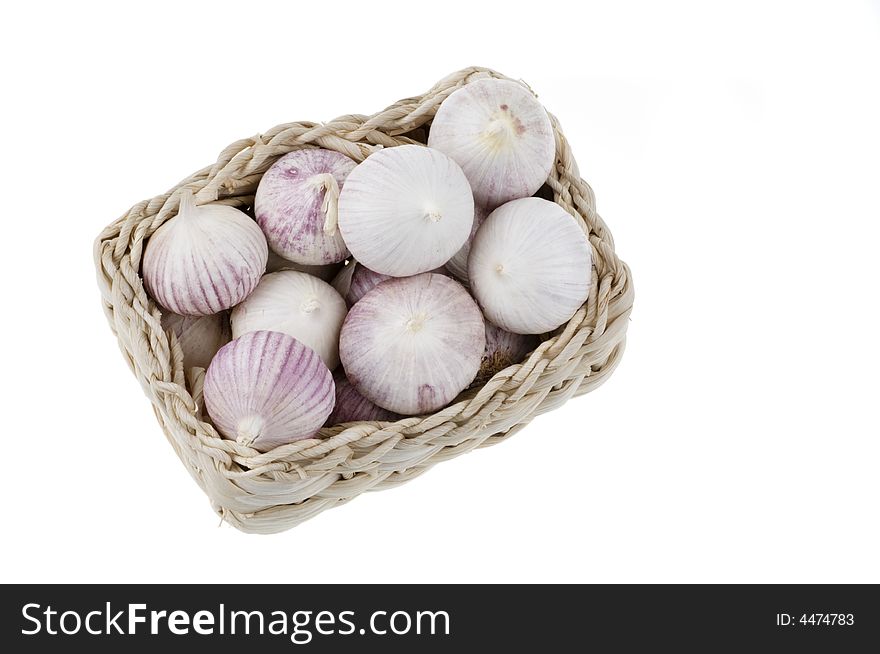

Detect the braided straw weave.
xmin=93 ymin=67 xmax=634 ymax=534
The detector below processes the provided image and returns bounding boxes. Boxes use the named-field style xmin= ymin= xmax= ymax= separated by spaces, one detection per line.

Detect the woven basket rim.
xmin=93 ymin=66 xmax=634 ymax=534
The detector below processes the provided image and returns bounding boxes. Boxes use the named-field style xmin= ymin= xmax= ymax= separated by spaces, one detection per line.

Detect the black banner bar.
xmin=2 ymin=584 xmax=876 ymax=651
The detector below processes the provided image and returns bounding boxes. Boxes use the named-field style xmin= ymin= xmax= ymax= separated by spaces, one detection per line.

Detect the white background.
xmin=1 ymin=0 xmax=878 ymax=584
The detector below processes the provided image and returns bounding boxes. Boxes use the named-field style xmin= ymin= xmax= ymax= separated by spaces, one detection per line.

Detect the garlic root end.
xmin=236 ymin=415 xmax=266 ymax=447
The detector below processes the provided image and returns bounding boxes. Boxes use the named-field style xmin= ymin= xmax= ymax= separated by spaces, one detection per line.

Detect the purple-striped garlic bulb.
xmin=428 ymin=78 xmax=555 ymax=209
xmin=444 ymin=204 xmax=489 ymax=283
xmin=204 ymin=330 xmax=334 ymax=451
xmin=339 ymin=273 xmax=485 ymax=415
xmin=337 ymin=145 xmax=474 ymax=276
xmin=265 ymin=248 xmax=343 ymax=281
xmin=161 ymin=311 xmax=231 ymax=371
xmin=331 ymin=261 xmax=447 ymax=307
xmin=230 ymin=270 xmax=347 ymax=370
xmin=255 ymin=149 xmax=355 ymax=265
xmin=468 ymin=197 xmax=591 ymax=335
xmin=326 ymin=375 xmax=398 ymax=425
xmin=475 ymin=323 xmax=539 ymax=385
xmin=142 ymin=189 xmax=268 ymax=316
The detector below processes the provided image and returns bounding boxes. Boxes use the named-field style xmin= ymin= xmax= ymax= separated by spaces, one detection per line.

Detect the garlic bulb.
xmin=255 ymin=149 xmax=355 ymax=265
xmin=161 ymin=311 xmax=231 ymax=371
xmin=230 ymin=270 xmax=347 ymax=370
xmin=330 ymin=260 xmax=357 ymax=299
xmin=326 ymin=375 xmax=398 ymax=425
xmin=339 ymin=273 xmax=485 ymax=414
xmin=428 ymin=78 xmax=555 ymax=209
xmin=444 ymin=204 xmax=489 ymax=283
xmin=204 ymin=330 xmax=334 ymax=451
xmin=337 ymin=145 xmax=474 ymax=276
xmin=468 ymin=197 xmax=591 ymax=334
xmin=336 ymin=262 xmax=390 ymax=306
xmin=475 ymin=322 xmax=539 ymax=385
xmin=266 ymin=248 xmax=342 ymax=281
xmin=142 ymin=189 xmax=268 ymax=316
xmin=332 ymin=261 xmax=446 ymax=306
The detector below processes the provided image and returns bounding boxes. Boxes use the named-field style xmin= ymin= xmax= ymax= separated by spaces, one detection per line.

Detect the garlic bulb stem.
xmin=306 ymin=173 xmax=340 ymax=235
xmin=178 ymin=188 xmax=197 ymax=216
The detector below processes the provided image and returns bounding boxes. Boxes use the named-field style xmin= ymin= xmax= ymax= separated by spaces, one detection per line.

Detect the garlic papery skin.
xmin=427 ymin=78 xmax=555 ymax=209
xmin=326 ymin=375 xmax=398 ymax=425
xmin=475 ymin=322 xmax=539 ymax=385
xmin=142 ymin=189 xmax=268 ymax=316
xmin=468 ymin=197 xmax=591 ymax=335
xmin=266 ymin=248 xmax=342 ymax=281
xmin=255 ymin=149 xmax=355 ymax=265
xmin=339 ymin=273 xmax=485 ymax=415
xmin=330 ymin=260 xmax=357 ymax=300
xmin=337 ymin=145 xmax=474 ymax=276
xmin=204 ymin=330 xmax=334 ymax=451
xmin=332 ymin=261 xmax=446 ymax=306
xmin=230 ymin=270 xmax=347 ymax=370
xmin=444 ymin=204 xmax=489 ymax=283
xmin=161 ymin=311 xmax=231 ymax=371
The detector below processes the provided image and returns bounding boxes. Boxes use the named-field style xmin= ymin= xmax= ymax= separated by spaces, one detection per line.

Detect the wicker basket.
xmin=93 ymin=67 xmax=634 ymax=534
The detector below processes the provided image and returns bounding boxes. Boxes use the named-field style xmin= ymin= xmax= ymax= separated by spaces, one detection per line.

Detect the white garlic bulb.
xmin=428 ymin=78 xmax=555 ymax=209
xmin=326 ymin=375 xmax=398 ymax=425
xmin=266 ymin=248 xmax=342 ymax=281
xmin=142 ymin=189 xmax=268 ymax=316
xmin=339 ymin=273 xmax=485 ymax=414
xmin=255 ymin=149 xmax=355 ymax=265
xmin=468 ymin=197 xmax=591 ymax=334
xmin=337 ymin=145 xmax=474 ymax=276
xmin=331 ymin=261 xmax=446 ymax=306
xmin=161 ymin=311 xmax=231 ymax=371
xmin=444 ymin=204 xmax=489 ymax=283
xmin=230 ymin=270 xmax=347 ymax=370
xmin=475 ymin=322 xmax=539 ymax=385
xmin=204 ymin=330 xmax=334 ymax=451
